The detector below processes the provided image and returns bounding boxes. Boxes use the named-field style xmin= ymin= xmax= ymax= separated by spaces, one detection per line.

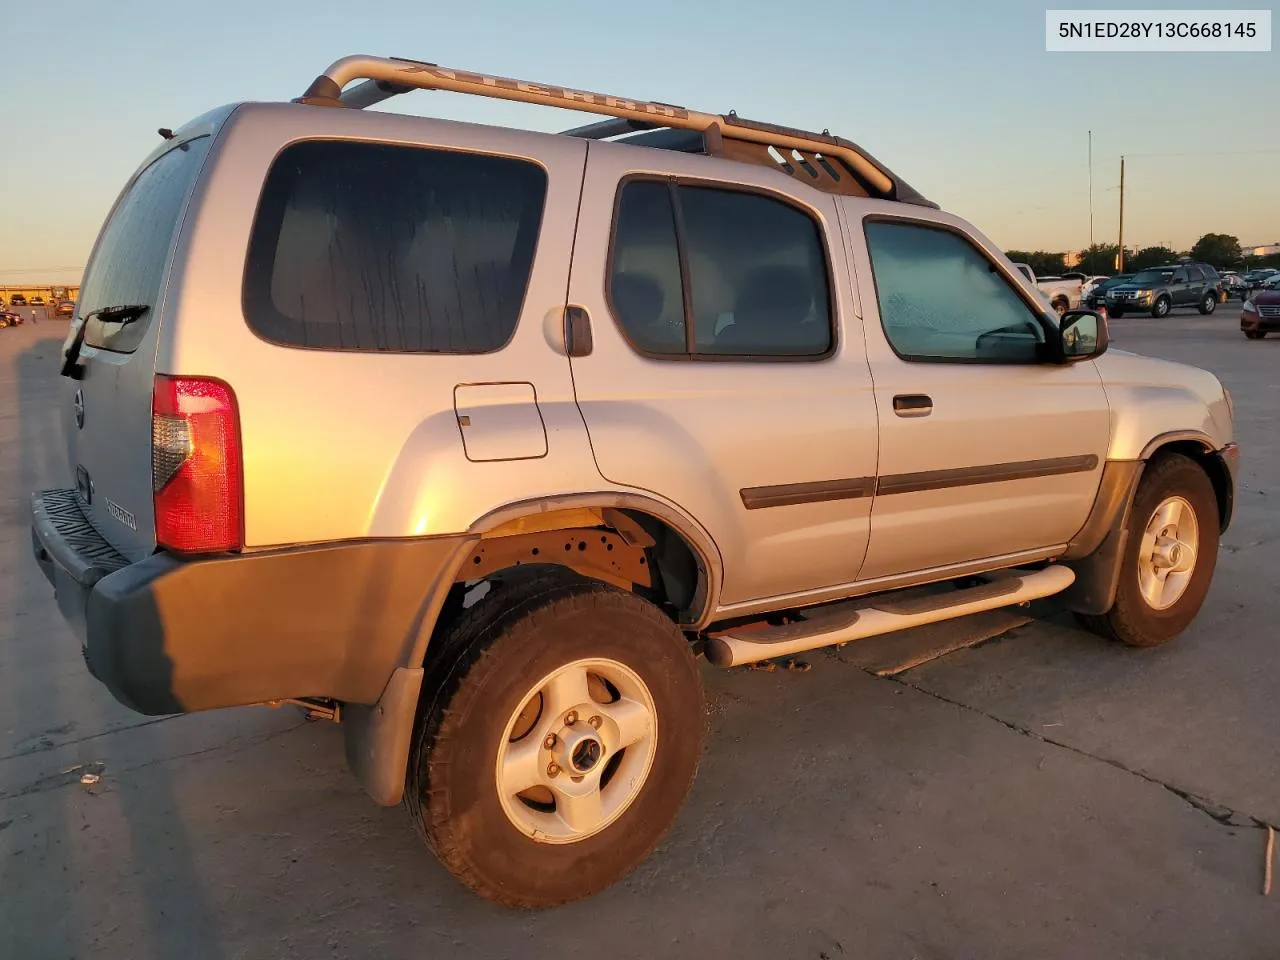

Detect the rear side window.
xmin=80 ymin=136 xmax=211 ymax=353
xmin=608 ymin=179 xmax=832 ymax=359
xmin=244 ymin=140 xmax=548 ymax=353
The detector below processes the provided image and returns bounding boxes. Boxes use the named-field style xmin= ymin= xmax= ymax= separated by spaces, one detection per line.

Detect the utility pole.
xmin=1117 ymin=155 xmax=1126 ymax=272
xmin=1088 ymin=130 xmax=1094 ymax=251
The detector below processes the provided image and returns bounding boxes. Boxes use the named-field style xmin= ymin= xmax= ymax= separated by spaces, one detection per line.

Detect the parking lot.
xmin=1 ymin=305 xmax=1278 ymax=959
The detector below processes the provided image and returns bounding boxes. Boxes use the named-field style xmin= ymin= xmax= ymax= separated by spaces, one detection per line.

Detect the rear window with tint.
xmin=80 ymin=136 xmax=211 ymax=353
xmin=243 ymin=140 xmax=548 ymax=353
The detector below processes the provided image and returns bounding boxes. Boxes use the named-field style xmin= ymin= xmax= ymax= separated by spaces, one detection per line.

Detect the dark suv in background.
xmin=1084 ymin=274 xmax=1132 ymax=311
xmin=1106 ymin=261 xmax=1222 ymax=318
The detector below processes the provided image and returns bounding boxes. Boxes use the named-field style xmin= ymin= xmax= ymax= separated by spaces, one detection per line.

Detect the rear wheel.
xmin=1053 ymin=298 xmax=1068 ymax=318
xmin=406 ymin=566 xmax=704 ymax=908
xmin=1197 ymin=293 xmax=1217 ymax=315
xmin=1151 ymin=296 xmax=1171 ymax=318
xmin=1074 ymin=453 xmax=1218 ymax=647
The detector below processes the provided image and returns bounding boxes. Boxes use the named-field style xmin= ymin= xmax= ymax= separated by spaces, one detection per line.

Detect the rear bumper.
xmin=31 ymin=489 xmax=472 ymax=716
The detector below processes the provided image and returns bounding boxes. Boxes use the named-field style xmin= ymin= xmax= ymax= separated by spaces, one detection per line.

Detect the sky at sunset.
xmin=2 ymin=0 xmax=1277 ymax=284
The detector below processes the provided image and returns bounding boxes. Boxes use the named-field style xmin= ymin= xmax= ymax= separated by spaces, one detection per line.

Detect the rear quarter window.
xmin=243 ymin=140 xmax=548 ymax=354
xmin=79 ymin=136 xmax=212 ymax=353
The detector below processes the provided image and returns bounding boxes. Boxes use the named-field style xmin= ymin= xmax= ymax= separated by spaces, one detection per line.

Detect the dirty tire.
xmin=405 ymin=565 xmax=704 ymax=908
xmin=1244 ymin=330 xmax=1265 ymax=340
xmin=1151 ymin=296 xmax=1171 ymax=318
xmin=1197 ymin=293 xmax=1217 ymax=315
xmin=1075 ymin=453 xmax=1219 ymax=647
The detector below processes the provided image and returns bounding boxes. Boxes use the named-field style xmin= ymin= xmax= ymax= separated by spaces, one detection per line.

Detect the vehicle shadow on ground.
xmin=2 ymin=331 xmax=229 ymax=960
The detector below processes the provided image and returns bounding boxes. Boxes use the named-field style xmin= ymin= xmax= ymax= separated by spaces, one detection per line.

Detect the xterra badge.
xmin=105 ymin=498 xmax=137 ymax=532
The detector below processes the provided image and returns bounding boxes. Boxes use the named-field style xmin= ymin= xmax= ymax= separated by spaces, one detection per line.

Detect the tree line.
xmin=1007 ymin=234 xmax=1280 ymax=278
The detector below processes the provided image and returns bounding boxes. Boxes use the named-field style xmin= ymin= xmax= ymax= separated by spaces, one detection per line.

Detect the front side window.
xmin=244 ymin=140 xmax=548 ymax=353
xmin=863 ymin=220 xmax=1047 ymax=363
xmin=608 ymin=179 xmax=832 ymax=359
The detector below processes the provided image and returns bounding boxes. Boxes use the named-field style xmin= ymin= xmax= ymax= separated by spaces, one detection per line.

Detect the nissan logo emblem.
xmin=73 ymin=389 xmax=84 ymax=429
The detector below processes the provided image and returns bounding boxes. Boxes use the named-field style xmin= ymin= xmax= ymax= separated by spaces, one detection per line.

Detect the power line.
xmin=1089 ymin=149 xmax=1280 ymax=165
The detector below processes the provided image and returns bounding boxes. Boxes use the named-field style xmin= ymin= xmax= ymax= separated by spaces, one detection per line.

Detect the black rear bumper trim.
xmin=31 ymin=489 xmax=474 ymax=717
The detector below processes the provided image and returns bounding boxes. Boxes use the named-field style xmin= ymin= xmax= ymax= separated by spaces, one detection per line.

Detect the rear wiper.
xmin=60 ymin=304 xmax=150 ymax=380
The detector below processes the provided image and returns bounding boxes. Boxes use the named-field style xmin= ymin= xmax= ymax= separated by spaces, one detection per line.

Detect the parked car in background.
xmin=1085 ymin=275 xmax=1132 ymax=311
xmin=1218 ymin=271 xmax=1245 ymax=300
xmin=1242 ymin=268 xmax=1280 ymax=299
xmin=55 ymin=299 xmax=76 ymax=317
xmin=9 ymin=293 xmax=27 ymax=306
xmin=1241 ymin=287 xmax=1280 ymax=339
xmin=29 ymin=295 xmax=45 ymax=307
xmin=1010 ymin=263 xmax=1082 ymax=315
xmin=1106 ymin=262 xmax=1221 ymax=318
xmin=1080 ymin=275 xmax=1111 ymax=303
xmin=0 ymin=309 xmax=24 ymax=328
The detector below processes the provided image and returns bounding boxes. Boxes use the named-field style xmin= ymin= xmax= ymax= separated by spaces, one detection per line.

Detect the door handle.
xmin=892 ymin=394 xmax=932 ymax=418
xmin=564 ymin=305 xmax=593 ymax=358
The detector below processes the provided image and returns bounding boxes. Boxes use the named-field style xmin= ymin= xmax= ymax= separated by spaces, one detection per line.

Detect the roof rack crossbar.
xmin=295 ymin=55 xmax=937 ymax=207
xmin=559 ymin=117 xmax=658 ymax=139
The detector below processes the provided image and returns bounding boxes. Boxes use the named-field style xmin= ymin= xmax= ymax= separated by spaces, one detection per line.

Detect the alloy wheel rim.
xmin=1136 ymin=495 xmax=1199 ymax=610
xmin=494 ymin=657 xmax=657 ymax=844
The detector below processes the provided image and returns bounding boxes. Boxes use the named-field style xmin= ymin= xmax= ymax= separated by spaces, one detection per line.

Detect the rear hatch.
xmin=60 ymin=134 xmax=213 ymax=562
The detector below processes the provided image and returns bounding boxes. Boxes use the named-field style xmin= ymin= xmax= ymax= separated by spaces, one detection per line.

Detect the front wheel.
xmin=1053 ymin=299 xmax=1068 ymax=318
xmin=1151 ymin=296 xmax=1171 ymax=318
xmin=1108 ymin=308 xmax=1125 ymax=319
xmin=1244 ymin=330 xmax=1266 ymax=340
xmin=1197 ymin=293 xmax=1217 ymax=315
xmin=406 ymin=566 xmax=705 ymax=908
xmin=1075 ymin=453 xmax=1218 ymax=647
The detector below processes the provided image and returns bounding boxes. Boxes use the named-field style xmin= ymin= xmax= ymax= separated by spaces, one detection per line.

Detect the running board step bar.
xmin=704 ymin=565 xmax=1075 ymax=668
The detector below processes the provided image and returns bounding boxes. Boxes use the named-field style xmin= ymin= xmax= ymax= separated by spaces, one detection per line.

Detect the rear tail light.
xmin=152 ymin=375 xmax=244 ymax=554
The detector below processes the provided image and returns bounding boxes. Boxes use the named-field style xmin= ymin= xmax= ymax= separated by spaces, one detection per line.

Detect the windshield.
xmin=1129 ymin=269 xmax=1175 ymax=285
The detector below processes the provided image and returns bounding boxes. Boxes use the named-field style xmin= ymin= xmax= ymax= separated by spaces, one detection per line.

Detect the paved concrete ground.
xmin=2 ymin=305 xmax=1278 ymax=959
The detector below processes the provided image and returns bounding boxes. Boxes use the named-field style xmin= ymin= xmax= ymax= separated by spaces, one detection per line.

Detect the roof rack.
xmin=296 ymin=55 xmax=938 ymax=208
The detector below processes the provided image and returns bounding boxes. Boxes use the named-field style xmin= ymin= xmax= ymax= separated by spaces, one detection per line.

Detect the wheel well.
xmin=1146 ymin=440 xmax=1231 ymax=531
xmin=441 ymin=507 xmax=705 ymax=627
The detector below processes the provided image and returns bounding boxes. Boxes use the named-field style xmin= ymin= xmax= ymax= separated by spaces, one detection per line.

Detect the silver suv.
xmin=31 ymin=55 xmax=1239 ymax=908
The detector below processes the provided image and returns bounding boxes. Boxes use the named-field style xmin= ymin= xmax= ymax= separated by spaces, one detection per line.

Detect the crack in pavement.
xmin=0 ymin=721 xmax=307 ymax=801
xmin=0 ymin=714 xmax=184 ymax=764
xmin=1219 ymin=533 xmax=1280 ymax=555
xmin=880 ymin=669 xmax=1275 ymax=832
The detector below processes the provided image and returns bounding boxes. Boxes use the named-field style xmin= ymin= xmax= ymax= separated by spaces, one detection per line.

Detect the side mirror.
xmin=1058 ymin=309 xmax=1109 ymax=361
